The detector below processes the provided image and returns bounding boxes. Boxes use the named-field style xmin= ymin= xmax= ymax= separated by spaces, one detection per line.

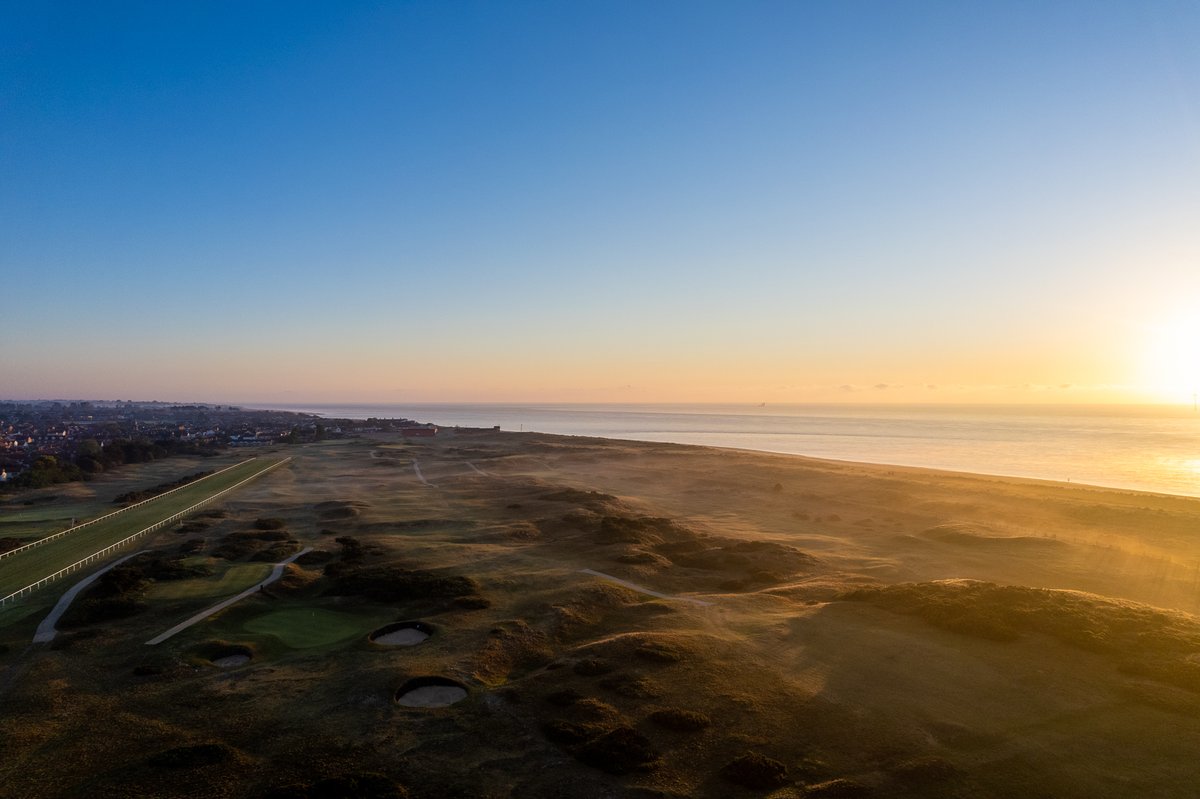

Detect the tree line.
xmin=6 ymin=437 xmax=222 ymax=490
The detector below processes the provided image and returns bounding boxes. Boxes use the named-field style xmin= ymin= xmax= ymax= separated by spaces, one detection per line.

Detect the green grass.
xmin=0 ymin=600 xmax=45 ymax=629
xmin=146 ymin=562 xmax=273 ymax=601
xmin=0 ymin=456 xmax=226 ymax=538
xmin=0 ymin=458 xmax=285 ymax=599
xmin=241 ymin=607 xmax=388 ymax=649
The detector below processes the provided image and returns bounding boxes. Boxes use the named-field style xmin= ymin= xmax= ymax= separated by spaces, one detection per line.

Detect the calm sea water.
xmin=262 ymin=403 xmax=1200 ymax=498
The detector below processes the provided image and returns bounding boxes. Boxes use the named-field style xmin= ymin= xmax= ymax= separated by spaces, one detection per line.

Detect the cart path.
xmin=145 ymin=546 xmax=312 ymax=645
xmin=32 ymin=551 xmax=144 ymax=644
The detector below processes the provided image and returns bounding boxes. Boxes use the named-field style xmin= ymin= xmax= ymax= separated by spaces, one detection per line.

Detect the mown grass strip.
xmin=0 ymin=458 xmax=288 ymax=601
xmin=0 ymin=458 xmax=255 ymax=561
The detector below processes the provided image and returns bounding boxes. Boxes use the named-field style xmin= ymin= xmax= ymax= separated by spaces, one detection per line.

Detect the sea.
xmin=261 ymin=403 xmax=1200 ymax=499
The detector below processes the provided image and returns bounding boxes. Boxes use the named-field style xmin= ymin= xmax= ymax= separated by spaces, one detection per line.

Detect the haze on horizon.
xmin=3 ymin=2 xmax=1199 ymax=406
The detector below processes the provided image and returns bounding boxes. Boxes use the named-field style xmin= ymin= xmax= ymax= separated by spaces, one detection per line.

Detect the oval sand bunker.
xmin=395 ymin=677 xmax=468 ymax=708
xmin=209 ymin=645 xmax=252 ymax=669
xmin=212 ymin=654 xmax=251 ymax=668
xmin=370 ymin=621 xmax=433 ymax=647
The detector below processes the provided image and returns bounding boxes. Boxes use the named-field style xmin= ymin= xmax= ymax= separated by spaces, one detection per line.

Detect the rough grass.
xmin=720 ymin=751 xmax=789 ymax=789
xmin=846 ymin=579 xmax=1200 ymax=691
xmin=325 ymin=564 xmax=477 ymax=604
xmin=146 ymin=562 xmax=272 ymax=601
xmin=648 ymin=707 xmax=711 ymax=731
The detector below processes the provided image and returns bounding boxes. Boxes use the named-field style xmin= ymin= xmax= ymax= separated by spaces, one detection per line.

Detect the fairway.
xmin=0 ymin=458 xmax=286 ymax=601
xmin=146 ymin=562 xmax=273 ymax=602
xmin=241 ymin=607 xmax=380 ymax=649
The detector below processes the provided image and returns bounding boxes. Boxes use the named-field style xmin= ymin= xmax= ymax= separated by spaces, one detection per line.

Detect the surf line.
xmin=578 ymin=568 xmax=714 ymax=607
xmin=145 ymin=547 xmax=312 ymax=646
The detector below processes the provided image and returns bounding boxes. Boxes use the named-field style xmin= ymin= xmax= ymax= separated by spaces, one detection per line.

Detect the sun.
xmin=1142 ymin=313 xmax=1200 ymax=403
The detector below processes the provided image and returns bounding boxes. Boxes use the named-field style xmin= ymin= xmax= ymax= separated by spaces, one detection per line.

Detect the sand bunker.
xmin=209 ymin=645 xmax=252 ymax=668
xmin=212 ymin=654 xmax=251 ymax=668
xmin=370 ymin=621 xmax=433 ymax=647
xmin=395 ymin=677 xmax=468 ymax=707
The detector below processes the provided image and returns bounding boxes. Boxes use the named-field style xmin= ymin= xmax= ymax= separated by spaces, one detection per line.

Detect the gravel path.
xmin=412 ymin=460 xmax=436 ymax=487
xmin=32 ymin=551 xmax=144 ymax=644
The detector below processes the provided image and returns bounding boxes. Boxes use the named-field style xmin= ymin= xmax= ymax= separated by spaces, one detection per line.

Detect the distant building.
xmin=401 ymin=425 xmax=438 ymax=437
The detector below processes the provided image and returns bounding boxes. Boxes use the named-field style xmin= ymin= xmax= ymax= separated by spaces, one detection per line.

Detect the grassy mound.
xmin=573 ymin=726 xmax=659 ymax=774
xmin=846 ymin=580 xmax=1200 ymax=691
xmin=326 ymin=565 xmax=477 ymax=604
xmin=262 ymin=773 xmax=408 ymax=799
xmin=648 ymin=707 xmax=710 ymax=731
xmin=212 ymin=530 xmax=297 ymax=561
xmin=720 ymin=751 xmax=789 ymax=789
xmin=147 ymin=742 xmax=234 ymax=769
xmin=61 ymin=551 xmax=212 ymax=627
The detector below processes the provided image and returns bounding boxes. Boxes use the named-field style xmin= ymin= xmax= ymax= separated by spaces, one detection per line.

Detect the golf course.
xmin=3 ymin=431 xmax=1200 ymax=798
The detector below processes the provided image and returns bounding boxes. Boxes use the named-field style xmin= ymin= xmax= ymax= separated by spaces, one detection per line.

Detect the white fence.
xmin=0 ymin=458 xmax=259 ymax=561
xmin=0 ymin=457 xmax=291 ymax=607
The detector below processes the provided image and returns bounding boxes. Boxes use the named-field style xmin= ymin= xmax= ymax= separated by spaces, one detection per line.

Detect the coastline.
xmin=254 ymin=401 xmax=1200 ymax=499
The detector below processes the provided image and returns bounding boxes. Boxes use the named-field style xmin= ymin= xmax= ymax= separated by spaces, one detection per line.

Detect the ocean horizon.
xmin=257 ymin=402 xmax=1200 ymax=499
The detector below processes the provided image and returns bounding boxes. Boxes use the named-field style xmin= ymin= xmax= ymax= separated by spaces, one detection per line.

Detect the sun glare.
xmin=1143 ymin=315 xmax=1200 ymax=403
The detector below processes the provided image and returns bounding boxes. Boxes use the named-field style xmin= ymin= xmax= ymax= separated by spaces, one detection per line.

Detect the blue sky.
xmin=3 ymin=1 xmax=1200 ymax=403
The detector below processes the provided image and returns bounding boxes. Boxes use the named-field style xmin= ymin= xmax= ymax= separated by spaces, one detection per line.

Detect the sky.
xmin=3 ymin=1 xmax=1200 ymax=405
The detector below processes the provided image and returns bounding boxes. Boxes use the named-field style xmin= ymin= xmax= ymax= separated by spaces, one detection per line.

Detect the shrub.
xmin=179 ymin=538 xmax=206 ymax=555
xmin=327 ymin=565 xmax=477 ymax=603
xmin=720 ymin=751 xmax=789 ymax=789
xmin=573 ymin=726 xmax=659 ymax=774
xmin=545 ymin=689 xmax=582 ymax=707
xmin=648 ymin=707 xmax=710 ymax=731
xmin=572 ymin=658 xmax=613 ymax=677
xmin=147 ymin=743 xmax=233 ymax=768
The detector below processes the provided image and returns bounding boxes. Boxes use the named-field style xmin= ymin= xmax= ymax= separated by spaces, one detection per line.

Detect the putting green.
xmin=242 ymin=608 xmax=375 ymax=649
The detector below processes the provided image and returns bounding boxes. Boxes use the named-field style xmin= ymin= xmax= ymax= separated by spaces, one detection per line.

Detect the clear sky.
xmin=3 ymin=1 xmax=1199 ymax=405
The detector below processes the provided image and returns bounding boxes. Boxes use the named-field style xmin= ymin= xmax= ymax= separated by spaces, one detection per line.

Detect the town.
xmin=0 ymin=400 xmax=432 ymax=488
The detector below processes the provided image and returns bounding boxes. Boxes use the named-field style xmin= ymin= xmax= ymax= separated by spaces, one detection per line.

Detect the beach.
xmin=3 ymin=429 xmax=1200 ymax=797
xmin=269 ymin=402 xmax=1200 ymax=497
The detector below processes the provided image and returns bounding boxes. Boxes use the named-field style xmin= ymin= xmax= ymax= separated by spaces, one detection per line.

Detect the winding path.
xmin=578 ymin=568 xmax=715 ymax=607
xmin=412 ymin=459 xmax=435 ymax=487
xmin=32 ymin=552 xmax=144 ymax=644
xmin=145 ymin=546 xmax=312 ymax=645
